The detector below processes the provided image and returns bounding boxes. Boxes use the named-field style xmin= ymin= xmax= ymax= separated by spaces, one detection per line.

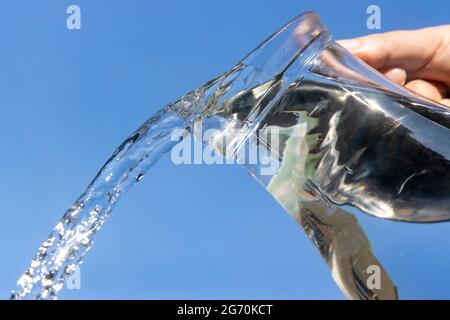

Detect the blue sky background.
xmin=0 ymin=0 xmax=449 ymax=299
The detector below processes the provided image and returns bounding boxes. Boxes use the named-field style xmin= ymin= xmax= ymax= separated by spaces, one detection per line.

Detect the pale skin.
xmin=338 ymin=25 xmax=450 ymax=108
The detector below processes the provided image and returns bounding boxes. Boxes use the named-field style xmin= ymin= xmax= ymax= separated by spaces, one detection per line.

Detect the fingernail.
xmin=383 ymin=68 xmax=407 ymax=86
xmin=337 ymin=39 xmax=361 ymax=50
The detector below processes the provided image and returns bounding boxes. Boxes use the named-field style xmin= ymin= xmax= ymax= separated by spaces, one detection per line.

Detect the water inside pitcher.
xmin=198 ymin=11 xmax=450 ymax=299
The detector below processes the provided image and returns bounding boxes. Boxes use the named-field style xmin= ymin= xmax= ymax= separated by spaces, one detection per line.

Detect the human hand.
xmin=338 ymin=26 xmax=450 ymax=107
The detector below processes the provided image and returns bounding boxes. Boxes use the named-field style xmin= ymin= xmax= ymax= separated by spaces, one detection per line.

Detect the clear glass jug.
xmin=193 ymin=11 xmax=450 ymax=299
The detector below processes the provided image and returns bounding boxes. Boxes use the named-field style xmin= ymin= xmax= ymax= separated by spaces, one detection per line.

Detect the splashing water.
xmin=10 ymin=84 xmax=213 ymax=299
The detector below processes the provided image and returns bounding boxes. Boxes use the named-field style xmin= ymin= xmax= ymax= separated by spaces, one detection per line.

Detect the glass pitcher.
xmin=192 ymin=11 xmax=450 ymax=299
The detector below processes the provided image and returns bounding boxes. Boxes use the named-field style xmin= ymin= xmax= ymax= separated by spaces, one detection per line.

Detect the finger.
xmin=404 ymin=79 xmax=448 ymax=101
xmin=337 ymin=29 xmax=438 ymax=70
xmin=337 ymin=26 xmax=450 ymax=86
xmin=381 ymin=67 xmax=407 ymax=85
xmin=439 ymin=99 xmax=450 ymax=108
